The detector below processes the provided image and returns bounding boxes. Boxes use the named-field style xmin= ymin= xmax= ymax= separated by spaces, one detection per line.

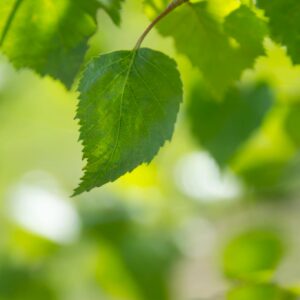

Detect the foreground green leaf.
xmin=257 ymin=0 xmax=300 ymax=64
xmin=188 ymin=82 xmax=273 ymax=165
xmin=0 ymin=0 xmax=100 ymax=87
xmin=74 ymin=48 xmax=182 ymax=195
xmin=144 ymin=1 xmax=267 ymax=95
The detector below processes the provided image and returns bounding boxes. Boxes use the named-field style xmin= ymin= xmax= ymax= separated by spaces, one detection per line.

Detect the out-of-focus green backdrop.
xmin=1 ymin=0 xmax=300 ymax=299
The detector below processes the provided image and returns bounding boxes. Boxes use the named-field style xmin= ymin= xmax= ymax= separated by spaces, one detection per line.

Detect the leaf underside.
xmin=74 ymin=48 xmax=183 ymax=195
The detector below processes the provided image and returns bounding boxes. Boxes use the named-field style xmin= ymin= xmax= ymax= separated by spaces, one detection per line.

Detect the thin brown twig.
xmin=134 ymin=0 xmax=189 ymax=50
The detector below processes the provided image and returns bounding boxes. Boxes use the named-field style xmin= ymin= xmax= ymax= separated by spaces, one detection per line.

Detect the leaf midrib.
xmin=92 ymin=50 xmax=138 ymax=185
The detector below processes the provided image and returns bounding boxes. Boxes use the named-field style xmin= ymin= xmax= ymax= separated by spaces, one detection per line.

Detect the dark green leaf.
xmin=74 ymin=48 xmax=182 ymax=195
xmin=0 ymin=259 xmax=55 ymax=300
xmin=187 ymin=82 xmax=273 ymax=165
xmin=119 ymin=233 xmax=178 ymax=300
xmin=236 ymin=160 xmax=289 ymax=196
xmin=257 ymin=0 xmax=300 ymax=64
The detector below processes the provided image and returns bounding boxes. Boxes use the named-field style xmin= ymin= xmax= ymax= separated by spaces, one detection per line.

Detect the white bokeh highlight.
xmin=175 ymin=152 xmax=242 ymax=202
xmin=7 ymin=173 xmax=80 ymax=244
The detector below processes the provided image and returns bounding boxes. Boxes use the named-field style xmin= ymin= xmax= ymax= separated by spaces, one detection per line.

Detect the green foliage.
xmin=236 ymin=160 xmax=288 ymax=196
xmin=223 ymin=230 xmax=297 ymax=300
xmin=118 ymin=234 xmax=177 ymax=300
xmin=0 ymin=0 xmax=100 ymax=87
xmin=0 ymin=259 xmax=55 ymax=300
xmin=188 ymin=82 xmax=273 ymax=165
xmin=75 ymin=48 xmax=182 ymax=195
xmin=1 ymin=0 xmax=300 ymax=195
xmin=0 ymin=0 xmax=125 ymax=88
xmin=227 ymin=283 xmax=296 ymax=300
xmin=98 ymin=0 xmax=125 ymax=25
xmin=0 ymin=197 xmax=179 ymax=300
xmin=285 ymin=104 xmax=300 ymax=146
xmin=1 ymin=1 xmax=300 ymax=299
xmin=223 ymin=229 xmax=284 ymax=281
xmin=144 ymin=1 xmax=267 ymax=96
xmin=79 ymin=197 xmax=179 ymax=300
xmin=257 ymin=0 xmax=300 ymax=64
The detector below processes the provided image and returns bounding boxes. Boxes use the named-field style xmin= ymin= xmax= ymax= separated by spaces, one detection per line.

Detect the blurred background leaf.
xmin=227 ymin=283 xmax=297 ymax=300
xmin=223 ymin=229 xmax=284 ymax=281
xmin=187 ymin=81 xmax=273 ymax=166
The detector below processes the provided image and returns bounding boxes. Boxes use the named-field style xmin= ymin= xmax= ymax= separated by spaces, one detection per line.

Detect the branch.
xmin=134 ymin=0 xmax=189 ymax=50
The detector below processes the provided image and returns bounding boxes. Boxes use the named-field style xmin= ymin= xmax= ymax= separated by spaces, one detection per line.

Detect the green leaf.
xmin=74 ymin=48 xmax=182 ymax=195
xmin=187 ymin=82 xmax=273 ymax=166
xmin=0 ymin=0 xmax=99 ymax=88
xmin=257 ymin=0 xmax=300 ymax=64
xmin=0 ymin=260 xmax=55 ymax=300
xmin=227 ymin=284 xmax=296 ymax=300
xmin=79 ymin=198 xmax=178 ymax=300
xmin=98 ymin=0 xmax=125 ymax=25
xmin=236 ymin=160 xmax=289 ymax=196
xmin=223 ymin=229 xmax=284 ymax=280
xmin=118 ymin=233 xmax=178 ymax=300
xmin=144 ymin=1 xmax=267 ymax=95
xmin=285 ymin=104 xmax=300 ymax=146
